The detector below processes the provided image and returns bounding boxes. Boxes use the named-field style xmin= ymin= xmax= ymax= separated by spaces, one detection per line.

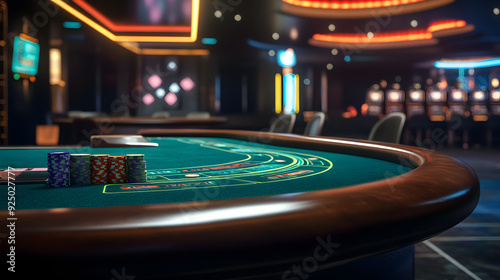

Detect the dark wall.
xmin=7 ymin=0 xmax=53 ymax=145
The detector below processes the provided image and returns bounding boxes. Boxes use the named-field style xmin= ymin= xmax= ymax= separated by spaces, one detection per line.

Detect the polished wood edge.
xmin=1 ymin=129 xmax=480 ymax=278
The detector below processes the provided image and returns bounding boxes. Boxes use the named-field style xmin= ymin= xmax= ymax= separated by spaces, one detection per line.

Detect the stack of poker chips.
xmin=91 ymin=154 xmax=109 ymax=184
xmin=69 ymin=154 xmax=91 ymax=185
xmin=47 ymin=152 xmax=70 ymax=187
xmin=127 ymin=154 xmax=147 ymax=183
xmin=108 ymin=156 xmax=127 ymax=183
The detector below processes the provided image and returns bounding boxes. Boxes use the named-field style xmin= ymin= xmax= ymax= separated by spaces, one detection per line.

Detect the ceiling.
xmin=17 ymin=0 xmax=500 ymax=69
xmin=198 ymin=0 xmax=500 ymax=68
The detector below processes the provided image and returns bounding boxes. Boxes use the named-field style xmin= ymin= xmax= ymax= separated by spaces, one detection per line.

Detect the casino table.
xmin=0 ymin=130 xmax=479 ymax=279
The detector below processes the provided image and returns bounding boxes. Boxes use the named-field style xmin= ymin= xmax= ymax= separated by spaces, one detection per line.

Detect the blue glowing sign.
xmin=12 ymin=35 xmax=40 ymax=76
xmin=201 ymin=38 xmax=217 ymax=45
xmin=278 ymin=49 xmax=296 ymax=67
xmin=283 ymin=73 xmax=296 ymax=114
xmin=63 ymin=21 xmax=82 ymax=29
xmin=435 ymin=58 xmax=500 ymax=69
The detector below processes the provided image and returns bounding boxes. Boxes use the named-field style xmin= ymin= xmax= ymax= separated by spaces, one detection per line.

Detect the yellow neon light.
xmin=295 ymin=74 xmax=300 ymax=114
xmin=141 ymin=48 xmax=209 ymax=56
xmin=49 ymin=48 xmax=61 ymax=85
xmin=275 ymin=73 xmax=282 ymax=114
xmin=51 ymin=0 xmax=115 ymax=40
xmin=119 ymin=43 xmax=209 ymax=56
xmin=51 ymin=0 xmax=199 ymax=43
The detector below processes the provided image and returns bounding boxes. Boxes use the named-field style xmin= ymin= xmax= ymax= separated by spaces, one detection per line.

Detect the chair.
xmin=152 ymin=111 xmax=171 ymax=118
xmin=304 ymin=112 xmax=325 ymax=136
xmin=186 ymin=111 xmax=211 ymax=119
xmin=270 ymin=114 xmax=296 ymax=134
xmin=368 ymin=112 xmax=406 ymax=143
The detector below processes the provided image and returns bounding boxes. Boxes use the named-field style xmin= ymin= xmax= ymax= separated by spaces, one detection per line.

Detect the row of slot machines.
xmin=365 ymin=84 xmax=500 ymax=122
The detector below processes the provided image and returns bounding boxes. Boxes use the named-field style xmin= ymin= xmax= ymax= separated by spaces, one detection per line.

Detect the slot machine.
xmin=448 ymin=87 xmax=468 ymax=117
xmin=385 ymin=83 xmax=405 ymax=114
xmin=406 ymin=84 xmax=425 ymax=119
xmin=426 ymin=86 xmax=447 ymax=121
xmin=470 ymin=89 xmax=489 ymax=121
xmin=487 ymin=88 xmax=500 ymax=147
xmin=447 ymin=86 xmax=470 ymax=148
xmin=490 ymin=89 xmax=500 ymax=116
xmin=365 ymin=84 xmax=384 ymax=117
xmin=404 ymin=84 xmax=427 ymax=146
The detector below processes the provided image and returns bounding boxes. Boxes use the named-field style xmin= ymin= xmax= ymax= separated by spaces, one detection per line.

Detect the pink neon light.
xmin=180 ymin=77 xmax=195 ymax=91
xmin=143 ymin=93 xmax=155 ymax=106
xmin=148 ymin=74 xmax=162 ymax=89
xmin=165 ymin=92 xmax=178 ymax=105
xmin=72 ymin=0 xmax=191 ymax=33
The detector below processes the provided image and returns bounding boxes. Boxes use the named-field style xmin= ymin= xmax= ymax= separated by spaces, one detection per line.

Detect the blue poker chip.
xmin=47 ymin=152 xmax=71 ymax=187
xmin=69 ymin=154 xmax=91 ymax=185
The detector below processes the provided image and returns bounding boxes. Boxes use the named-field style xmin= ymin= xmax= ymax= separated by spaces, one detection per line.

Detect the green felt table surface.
xmin=1 ymin=137 xmax=413 ymax=210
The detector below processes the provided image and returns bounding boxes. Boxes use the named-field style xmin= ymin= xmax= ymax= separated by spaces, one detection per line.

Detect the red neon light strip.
xmin=312 ymin=20 xmax=465 ymax=44
xmin=72 ymin=0 xmax=191 ymax=33
xmin=282 ymin=0 xmax=426 ymax=9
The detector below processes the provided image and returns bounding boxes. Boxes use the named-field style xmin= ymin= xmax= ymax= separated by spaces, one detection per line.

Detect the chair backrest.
xmin=270 ymin=114 xmax=296 ymax=133
xmin=152 ymin=111 xmax=171 ymax=117
xmin=368 ymin=112 xmax=406 ymax=143
xmin=304 ymin=112 xmax=325 ymax=136
xmin=186 ymin=111 xmax=211 ymax=119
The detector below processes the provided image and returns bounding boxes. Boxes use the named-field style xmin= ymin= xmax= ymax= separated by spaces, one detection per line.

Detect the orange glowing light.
xmin=491 ymin=78 xmax=499 ymax=88
xmin=51 ymin=0 xmax=200 ymax=43
xmin=72 ymin=0 xmax=191 ymax=33
xmin=347 ymin=105 xmax=358 ymax=117
xmin=310 ymin=19 xmax=468 ymax=46
xmin=491 ymin=91 xmax=500 ymax=101
xmin=281 ymin=0 xmax=425 ymax=10
xmin=119 ymin=42 xmax=209 ymax=56
xmin=427 ymin=20 xmax=466 ymax=33
xmin=312 ymin=30 xmax=432 ymax=44
xmin=361 ymin=103 xmax=368 ymax=115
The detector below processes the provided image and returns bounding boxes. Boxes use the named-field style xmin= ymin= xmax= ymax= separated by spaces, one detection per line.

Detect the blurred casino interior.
xmin=0 ymin=0 xmax=499 ymax=148
xmin=2 ymin=1 xmax=500 ymax=279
